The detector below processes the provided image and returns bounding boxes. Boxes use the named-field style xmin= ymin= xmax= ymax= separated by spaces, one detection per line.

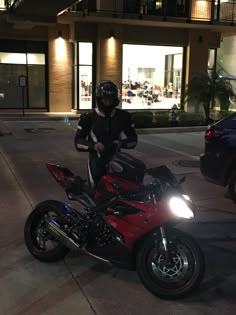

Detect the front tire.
xmin=24 ymin=200 xmax=69 ymax=262
xmin=136 ymin=228 xmax=205 ymax=299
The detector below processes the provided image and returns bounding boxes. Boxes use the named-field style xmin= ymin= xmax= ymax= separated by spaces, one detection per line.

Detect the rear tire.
xmin=136 ymin=228 xmax=205 ymax=299
xmin=227 ymin=171 xmax=236 ymax=203
xmin=24 ymin=200 xmax=69 ymax=262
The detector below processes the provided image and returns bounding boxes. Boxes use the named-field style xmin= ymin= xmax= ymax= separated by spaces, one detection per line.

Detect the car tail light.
xmin=205 ymin=129 xmax=224 ymax=141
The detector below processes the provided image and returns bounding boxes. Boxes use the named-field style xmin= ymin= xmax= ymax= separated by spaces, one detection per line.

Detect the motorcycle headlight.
xmin=169 ymin=196 xmax=194 ymax=219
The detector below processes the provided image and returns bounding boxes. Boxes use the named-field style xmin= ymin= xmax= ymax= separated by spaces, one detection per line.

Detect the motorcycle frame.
xmin=46 ymin=162 xmax=194 ymax=270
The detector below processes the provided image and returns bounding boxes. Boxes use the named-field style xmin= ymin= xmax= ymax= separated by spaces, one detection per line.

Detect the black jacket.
xmin=74 ymin=108 xmax=138 ymax=159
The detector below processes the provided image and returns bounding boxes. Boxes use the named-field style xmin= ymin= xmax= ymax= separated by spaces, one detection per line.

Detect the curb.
xmin=0 ymin=116 xmax=80 ymax=121
xmin=0 ymin=115 xmax=208 ymax=134
xmin=137 ymin=126 xmax=207 ymax=134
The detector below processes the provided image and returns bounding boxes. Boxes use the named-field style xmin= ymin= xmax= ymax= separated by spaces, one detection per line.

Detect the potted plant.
xmin=184 ymin=72 xmax=236 ymax=123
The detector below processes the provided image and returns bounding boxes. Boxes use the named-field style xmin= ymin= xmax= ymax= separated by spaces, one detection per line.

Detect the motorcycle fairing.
xmin=100 ymin=174 xmax=140 ymax=193
xmin=87 ymin=223 xmax=135 ymax=269
xmin=103 ymin=199 xmax=174 ymax=251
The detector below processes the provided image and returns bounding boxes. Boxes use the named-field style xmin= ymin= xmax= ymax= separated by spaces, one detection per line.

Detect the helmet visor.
xmin=101 ymin=95 xmax=115 ymax=107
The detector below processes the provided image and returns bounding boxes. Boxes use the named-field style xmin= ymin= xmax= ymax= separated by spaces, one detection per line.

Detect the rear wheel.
xmin=24 ymin=200 xmax=69 ymax=262
xmin=227 ymin=171 xmax=236 ymax=203
xmin=136 ymin=228 xmax=205 ymax=299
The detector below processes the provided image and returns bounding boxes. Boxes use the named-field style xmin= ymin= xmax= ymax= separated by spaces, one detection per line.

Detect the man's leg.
xmin=87 ymin=155 xmax=107 ymax=189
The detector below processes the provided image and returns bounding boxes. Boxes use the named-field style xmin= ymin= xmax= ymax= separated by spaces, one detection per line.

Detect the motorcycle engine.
xmin=91 ymin=216 xmax=114 ymax=247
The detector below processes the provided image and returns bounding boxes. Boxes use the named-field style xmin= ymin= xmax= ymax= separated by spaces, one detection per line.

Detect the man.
xmin=74 ymin=80 xmax=138 ymax=189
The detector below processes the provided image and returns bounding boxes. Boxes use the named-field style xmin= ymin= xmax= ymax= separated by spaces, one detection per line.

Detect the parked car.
xmin=200 ymin=112 xmax=236 ymax=203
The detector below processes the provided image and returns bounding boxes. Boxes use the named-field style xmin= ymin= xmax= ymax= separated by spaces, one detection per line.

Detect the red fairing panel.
xmin=104 ymin=199 xmax=174 ymax=250
xmin=102 ymin=175 xmax=139 ymax=193
xmin=104 ymin=215 xmax=146 ymax=251
xmin=122 ymin=200 xmax=174 ymax=230
xmin=46 ymin=163 xmax=67 ymax=188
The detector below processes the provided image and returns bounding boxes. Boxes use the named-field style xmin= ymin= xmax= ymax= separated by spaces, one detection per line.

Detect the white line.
xmin=140 ymin=138 xmax=199 ymax=160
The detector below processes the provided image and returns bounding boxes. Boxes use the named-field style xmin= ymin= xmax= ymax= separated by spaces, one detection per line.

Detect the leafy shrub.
xmin=131 ymin=111 xmax=154 ymax=128
xmin=178 ymin=111 xmax=206 ymax=126
xmin=154 ymin=111 xmax=170 ymax=127
xmin=130 ymin=110 xmax=208 ymax=128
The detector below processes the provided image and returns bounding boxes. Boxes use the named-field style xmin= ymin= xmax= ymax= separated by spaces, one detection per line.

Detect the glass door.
xmin=0 ymin=52 xmax=46 ymax=109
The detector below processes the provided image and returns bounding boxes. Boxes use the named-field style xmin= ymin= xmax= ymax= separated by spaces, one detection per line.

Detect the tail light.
xmin=205 ymin=128 xmax=225 ymax=141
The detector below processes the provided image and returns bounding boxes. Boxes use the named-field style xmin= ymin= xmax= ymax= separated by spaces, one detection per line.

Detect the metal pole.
xmin=22 ymin=86 xmax=25 ymax=116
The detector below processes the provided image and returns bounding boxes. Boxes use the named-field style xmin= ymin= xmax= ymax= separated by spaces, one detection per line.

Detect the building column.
xmin=185 ymin=29 xmax=209 ymax=112
xmin=48 ymin=24 xmax=72 ymax=112
xmin=96 ymin=23 xmax=123 ymax=95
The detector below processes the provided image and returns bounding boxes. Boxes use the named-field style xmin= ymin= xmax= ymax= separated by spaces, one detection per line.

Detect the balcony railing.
xmin=68 ymin=0 xmax=236 ymax=25
xmin=0 ymin=0 xmax=16 ymax=11
xmin=2 ymin=0 xmax=236 ymax=24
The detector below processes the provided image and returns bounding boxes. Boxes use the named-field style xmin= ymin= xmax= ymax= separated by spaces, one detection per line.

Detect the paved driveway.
xmin=0 ymin=121 xmax=236 ymax=315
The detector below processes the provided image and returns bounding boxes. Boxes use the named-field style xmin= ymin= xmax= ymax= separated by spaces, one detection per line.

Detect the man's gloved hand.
xmin=94 ymin=142 xmax=105 ymax=152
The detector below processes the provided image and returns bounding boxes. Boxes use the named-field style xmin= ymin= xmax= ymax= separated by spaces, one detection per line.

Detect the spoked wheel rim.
xmin=30 ymin=210 xmax=61 ymax=253
xmin=147 ymin=241 xmax=195 ymax=289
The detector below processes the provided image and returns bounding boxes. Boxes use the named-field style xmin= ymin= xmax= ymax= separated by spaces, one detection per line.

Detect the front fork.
xmin=159 ymin=226 xmax=172 ymax=263
xmin=151 ymin=192 xmax=173 ymax=264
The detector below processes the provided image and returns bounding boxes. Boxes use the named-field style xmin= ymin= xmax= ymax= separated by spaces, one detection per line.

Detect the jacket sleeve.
xmin=120 ymin=112 xmax=138 ymax=149
xmin=74 ymin=112 xmax=95 ymax=152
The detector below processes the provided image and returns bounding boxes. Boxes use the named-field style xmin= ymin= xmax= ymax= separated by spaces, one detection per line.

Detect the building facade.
xmin=0 ymin=0 xmax=236 ymax=112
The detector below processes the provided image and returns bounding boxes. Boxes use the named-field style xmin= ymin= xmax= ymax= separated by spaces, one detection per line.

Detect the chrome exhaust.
xmin=47 ymin=220 xmax=112 ymax=265
xmin=47 ymin=220 xmax=80 ymax=251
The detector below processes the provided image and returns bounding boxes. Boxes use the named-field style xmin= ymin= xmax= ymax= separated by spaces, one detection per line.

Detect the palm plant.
xmin=184 ymin=73 xmax=236 ymax=123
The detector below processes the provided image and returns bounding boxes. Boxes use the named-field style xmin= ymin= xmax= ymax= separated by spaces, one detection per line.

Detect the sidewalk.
xmin=0 ymin=110 xmax=80 ymax=121
xmin=0 ymin=110 xmax=208 ymax=134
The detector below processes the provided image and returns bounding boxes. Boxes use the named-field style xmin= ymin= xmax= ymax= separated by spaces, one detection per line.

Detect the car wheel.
xmin=228 ymin=171 xmax=236 ymax=203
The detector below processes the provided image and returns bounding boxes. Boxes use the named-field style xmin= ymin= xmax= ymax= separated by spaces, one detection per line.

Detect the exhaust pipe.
xmin=47 ymin=220 xmax=80 ymax=251
xmin=47 ymin=220 xmax=112 ymax=265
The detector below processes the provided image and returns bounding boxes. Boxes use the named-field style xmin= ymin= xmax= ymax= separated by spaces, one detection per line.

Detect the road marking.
xmin=140 ymin=137 xmax=199 ymax=160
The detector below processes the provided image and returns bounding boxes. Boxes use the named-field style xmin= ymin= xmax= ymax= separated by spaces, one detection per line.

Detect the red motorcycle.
xmin=24 ymin=152 xmax=205 ymax=299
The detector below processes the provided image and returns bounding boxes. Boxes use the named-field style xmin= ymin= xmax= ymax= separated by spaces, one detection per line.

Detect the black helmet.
xmin=96 ymin=80 xmax=120 ymax=114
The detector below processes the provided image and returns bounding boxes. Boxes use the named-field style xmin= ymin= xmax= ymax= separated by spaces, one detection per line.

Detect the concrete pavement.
xmin=0 ymin=121 xmax=236 ymax=315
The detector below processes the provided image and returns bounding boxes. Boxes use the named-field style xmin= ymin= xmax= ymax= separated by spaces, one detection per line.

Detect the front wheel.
xmin=24 ymin=200 xmax=69 ymax=262
xmin=136 ymin=228 xmax=205 ymax=299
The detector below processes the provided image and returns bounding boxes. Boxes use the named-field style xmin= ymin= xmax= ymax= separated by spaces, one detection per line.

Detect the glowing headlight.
xmin=169 ymin=197 xmax=194 ymax=219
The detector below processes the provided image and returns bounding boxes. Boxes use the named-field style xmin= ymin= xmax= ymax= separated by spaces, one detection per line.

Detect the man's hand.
xmin=94 ymin=142 xmax=105 ymax=152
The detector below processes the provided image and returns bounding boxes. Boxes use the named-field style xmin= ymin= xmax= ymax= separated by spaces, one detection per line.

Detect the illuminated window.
xmin=122 ymin=44 xmax=183 ymax=110
xmin=73 ymin=42 xmax=93 ymax=110
xmin=191 ymin=0 xmax=211 ymax=20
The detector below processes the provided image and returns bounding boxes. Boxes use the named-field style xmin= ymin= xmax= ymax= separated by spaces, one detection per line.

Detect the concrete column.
xmin=96 ymin=23 xmax=123 ymax=95
xmin=48 ymin=24 xmax=72 ymax=112
xmin=185 ymin=29 xmax=209 ymax=112
xmin=186 ymin=29 xmax=209 ymax=84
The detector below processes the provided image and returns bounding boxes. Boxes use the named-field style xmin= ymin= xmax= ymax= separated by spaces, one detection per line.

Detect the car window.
xmin=216 ymin=114 xmax=236 ymax=129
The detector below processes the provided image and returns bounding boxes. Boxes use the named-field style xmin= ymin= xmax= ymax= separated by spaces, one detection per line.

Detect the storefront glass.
xmin=79 ymin=42 xmax=93 ymax=109
xmin=0 ymin=52 xmax=46 ymax=109
xmin=122 ymin=44 xmax=183 ymax=110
